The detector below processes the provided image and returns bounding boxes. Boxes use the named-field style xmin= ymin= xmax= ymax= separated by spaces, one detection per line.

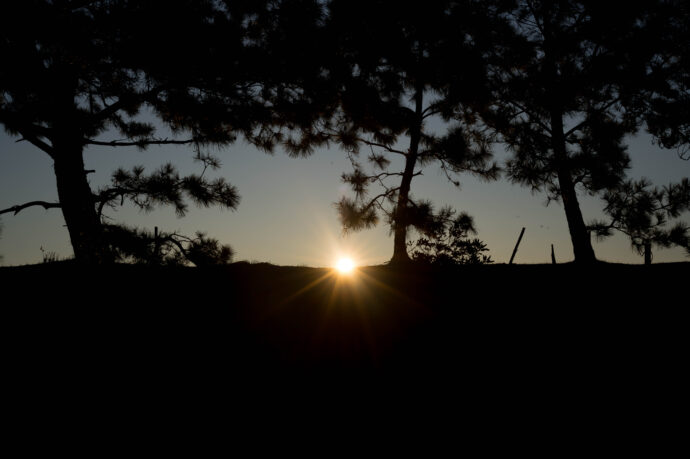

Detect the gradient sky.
xmin=1 ymin=113 xmax=688 ymax=267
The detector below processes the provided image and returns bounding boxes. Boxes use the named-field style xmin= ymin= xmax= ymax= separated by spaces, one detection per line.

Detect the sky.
xmin=0 ymin=117 xmax=688 ymax=267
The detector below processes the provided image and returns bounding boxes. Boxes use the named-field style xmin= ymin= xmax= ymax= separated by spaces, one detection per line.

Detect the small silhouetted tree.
xmin=480 ymin=1 xmax=654 ymax=264
xmin=590 ymin=178 xmax=690 ymax=263
xmin=408 ymin=210 xmax=493 ymax=266
xmin=328 ymin=0 xmax=498 ymax=264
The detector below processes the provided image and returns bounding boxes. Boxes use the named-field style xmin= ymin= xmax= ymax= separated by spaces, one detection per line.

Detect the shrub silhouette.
xmin=408 ymin=210 xmax=493 ymax=266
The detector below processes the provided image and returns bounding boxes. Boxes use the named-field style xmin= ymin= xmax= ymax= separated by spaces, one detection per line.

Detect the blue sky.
xmin=1 ymin=120 xmax=688 ymax=267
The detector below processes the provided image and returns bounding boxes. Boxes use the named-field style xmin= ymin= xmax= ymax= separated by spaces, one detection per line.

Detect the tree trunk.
xmin=543 ymin=25 xmax=597 ymax=265
xmin=390 ymin=155 xmax=416 ymax=265
xmin=390 ymin=88 xmax=424 ymax=265
xmin=53 ymin=141 xmax=109 ymax=265
xmin=550 ymin=110 xmax=597 ymax=264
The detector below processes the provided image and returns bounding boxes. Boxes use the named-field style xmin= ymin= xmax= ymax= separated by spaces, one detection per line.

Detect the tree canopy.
xmin=0 ymin=0 xmax=686 ymax=266
xmin=478 ymin=0 xmax=659 ymax=263
xmin=638 ymin=1 xmax=690 ymax=161
xmin=590 ymin=178 xmax=690 ymax=263
xmin=0 ymin=0 xmax=330 ymax=264
xmin=327 ymin=0 xmax=499 ymax=263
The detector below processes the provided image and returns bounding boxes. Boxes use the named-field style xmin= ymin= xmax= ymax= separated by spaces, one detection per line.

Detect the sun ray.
xmin=277 ymin=269 xmax=336 ymax=307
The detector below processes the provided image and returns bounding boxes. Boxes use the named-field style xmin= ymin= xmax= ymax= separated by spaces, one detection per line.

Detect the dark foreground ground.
xmin=2 ymin=261 xmax=686 ymax=439
xmin=1 ymin=261 xmax=684 ymax=445
xmin=2 ymin=261 xmax=686 ymax=378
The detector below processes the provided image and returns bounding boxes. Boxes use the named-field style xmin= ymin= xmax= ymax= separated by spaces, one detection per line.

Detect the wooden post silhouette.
xmin=509 ymin=227 xmax=525 ymax=265
xmin=551 ymin=244 xmax=556 ymax=264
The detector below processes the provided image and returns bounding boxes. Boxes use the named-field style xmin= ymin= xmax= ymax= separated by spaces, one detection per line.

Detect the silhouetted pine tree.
xmin=590 ymin=178 xmax=690 ymax=263
xmin=480 ymin=1 xmax=653 ymax=264
xmin=327 ymin=0 xmax=498 ymax=264
xmin=0 ymin=0 xmax=331 ymax=264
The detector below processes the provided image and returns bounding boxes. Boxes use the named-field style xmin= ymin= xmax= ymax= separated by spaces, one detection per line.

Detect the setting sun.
xmin=335 ymin=258 xmax=356 ymax=273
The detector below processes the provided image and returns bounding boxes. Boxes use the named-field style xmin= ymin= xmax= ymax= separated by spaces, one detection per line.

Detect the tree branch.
xmin=439 ymin=159 xmax=461 ymax=187
xmin=2 ymin=116 xmax=56 ymax=157
xmin=0 ymin=200 xmax=61 ymax=216
xmin=95 ymin=188 xmax=124 ymax=217
xmin=91 ymin=86 xmax=164 ymax=123
xmin=515 ymin=103 xmax=552 ymax=135
xmin=85 ymin=138 xmax=195 ymax=147
xmin=15 ymin=134 xmax=56 ymax=157
xmin=564 ymin=97 xmax=621 ymax=138
xmin=422 ymin=102 xmax=444 ymax=120
xmin=370 ymin=171 xmax=404 ymax=180
xmin=356 ymin=137 xmax=408 ymax=156
xmin=161 ymin=234 xmax=190 ymax=258
xmin=362 ymin=188 xmax=400 ymax=213
xmin=323 ymin=131 xmax=408 ymax=156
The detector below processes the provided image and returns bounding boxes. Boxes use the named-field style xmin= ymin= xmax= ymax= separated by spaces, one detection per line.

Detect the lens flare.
xmin=335 ymin=258 xmax=355 ymax=273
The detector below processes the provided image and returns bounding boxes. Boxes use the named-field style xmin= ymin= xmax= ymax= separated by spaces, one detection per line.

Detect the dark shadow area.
xmin=2 ymin=262 xmax=686 ymax=384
